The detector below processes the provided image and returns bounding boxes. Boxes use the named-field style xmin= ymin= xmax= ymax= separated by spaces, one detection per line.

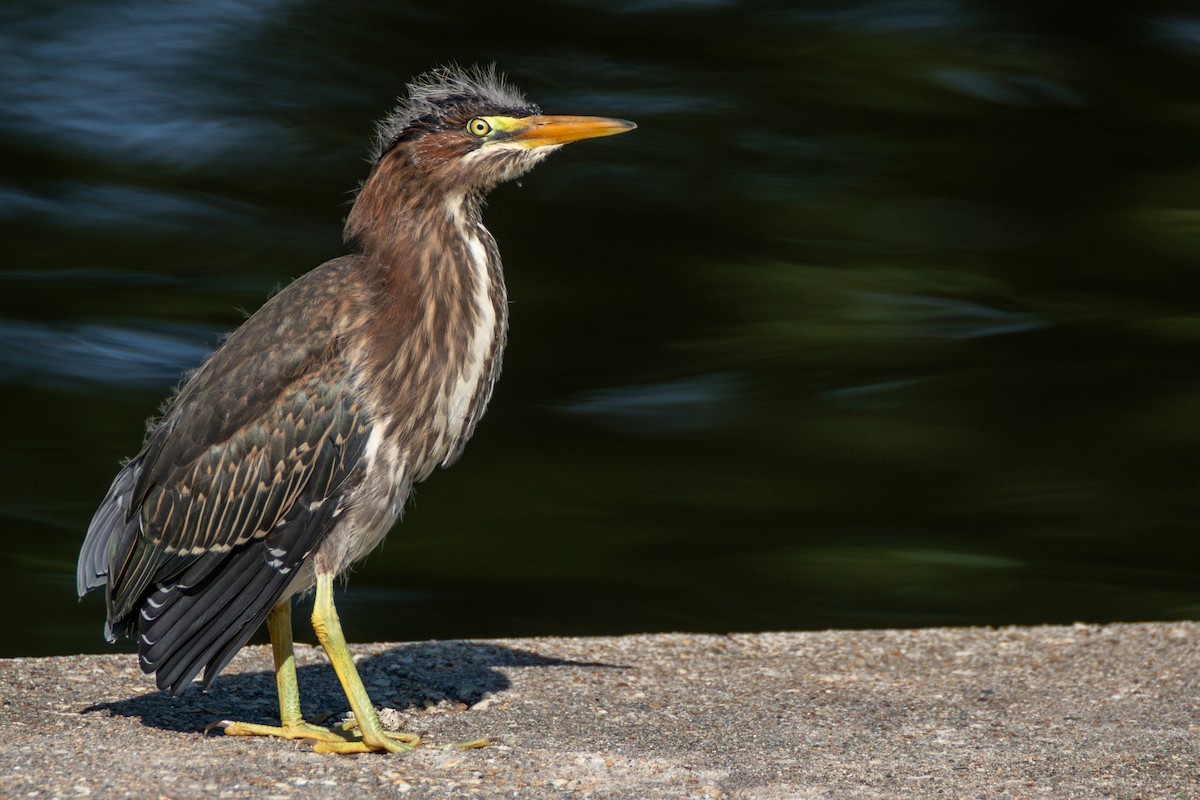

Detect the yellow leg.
xmin=220 ymin=599 xmax=362 ymax=744
xmin=307 ymin=573 xmax=419 ymax=754
xmin=217 ymin=582 xmax=483 ymax=753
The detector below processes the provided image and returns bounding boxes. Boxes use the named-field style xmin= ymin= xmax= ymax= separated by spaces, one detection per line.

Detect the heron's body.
xmin=76 ymin=67 xmax=633 ymax=753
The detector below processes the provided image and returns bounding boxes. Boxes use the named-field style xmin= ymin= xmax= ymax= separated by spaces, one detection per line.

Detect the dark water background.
xmin=3 ymin=0 xmax=1200 ymax=658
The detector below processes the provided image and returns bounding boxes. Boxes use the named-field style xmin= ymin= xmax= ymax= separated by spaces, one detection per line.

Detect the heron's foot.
xmin=339 ymin=717 xmax=489 ymax=751
xmin=213 ymin=718 xmax=361 ymax=744
xmin=313 ymin=733 xmax=488 ymax=754
xmin=309 ymin=727 xmax=420 ymax=755
xmin=213 ymin=718 xmax=419 ymax=753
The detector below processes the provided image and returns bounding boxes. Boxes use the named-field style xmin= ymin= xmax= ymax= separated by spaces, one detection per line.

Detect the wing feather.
xmin=77 ymin=256 xmax=374 ymax=689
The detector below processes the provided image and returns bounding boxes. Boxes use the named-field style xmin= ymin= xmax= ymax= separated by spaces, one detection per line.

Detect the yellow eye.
xmin=467 ymin=118 xmax=492 ymax=137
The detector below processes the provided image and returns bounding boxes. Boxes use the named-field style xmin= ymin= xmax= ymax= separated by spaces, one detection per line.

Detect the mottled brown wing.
xmin=77 ymin=257 xmax=373 ymax=692
xmin=114 ymin=366 xmax=368 ymax=611
xmin=128 ymin=256 xmax=362 ymax=521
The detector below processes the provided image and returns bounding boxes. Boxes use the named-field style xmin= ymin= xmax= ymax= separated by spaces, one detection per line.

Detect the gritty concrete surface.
xmin=2 ymin=623 xmax=1198 ymax=799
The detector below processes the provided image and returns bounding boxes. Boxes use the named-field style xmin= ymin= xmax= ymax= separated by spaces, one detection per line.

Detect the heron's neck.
xmin=349 ymin=159 xmax=508 ymax=469
xmin=344 ymin=148 xmax=488 ymax=254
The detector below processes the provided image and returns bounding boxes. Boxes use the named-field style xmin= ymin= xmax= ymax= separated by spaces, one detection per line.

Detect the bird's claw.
xmin=213 ymin=716 xmax=428 ymax=754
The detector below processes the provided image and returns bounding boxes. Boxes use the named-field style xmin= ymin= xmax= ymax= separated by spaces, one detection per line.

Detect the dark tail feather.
xmin=136 ymin=501 xmax=335 ymax=695
xmin=77 ymin=460 xmax=140 ymax=598
xmin=151 ymin=548 xmax=293 ymax=695
xmin=200 ymin=593 xmax=285 ymax=690
xmin=139 ymin=545 xmax=266 ymax=670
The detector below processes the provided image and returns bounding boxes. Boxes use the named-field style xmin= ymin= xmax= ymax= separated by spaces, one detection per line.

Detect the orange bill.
xmin=509 ymin=115 xmax=637 ymax=148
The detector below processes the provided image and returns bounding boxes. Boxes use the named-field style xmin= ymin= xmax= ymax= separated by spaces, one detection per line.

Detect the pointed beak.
xmin=507 ymin=115 xmax=637 ymax=149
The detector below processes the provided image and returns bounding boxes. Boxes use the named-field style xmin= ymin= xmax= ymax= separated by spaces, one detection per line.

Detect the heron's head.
xmin=368 ymin=66 xmax=634 ymax=194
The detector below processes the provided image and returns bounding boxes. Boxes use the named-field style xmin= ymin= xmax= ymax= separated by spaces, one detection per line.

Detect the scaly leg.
xmin=307 ymin=573 xmax=419 ymax=754
xmin=218 ymin=582 xmax=481 ymax=753
xmin=219 ymin=599 xmax=367 ymax=745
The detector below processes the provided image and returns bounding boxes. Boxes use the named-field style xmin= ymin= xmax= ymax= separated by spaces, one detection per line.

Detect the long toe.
xmin=219 ymin=719 xmax=359 ymax=745
xmin=312 ymin=732 xmax=419 ymax=755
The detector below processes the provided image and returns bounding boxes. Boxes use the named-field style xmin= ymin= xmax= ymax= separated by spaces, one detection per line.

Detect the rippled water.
xmin=4 ymin=0 xmax=1200 ymax=657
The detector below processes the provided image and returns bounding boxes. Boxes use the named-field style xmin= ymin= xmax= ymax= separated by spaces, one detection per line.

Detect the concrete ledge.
xmin=2 ymin=622 xmax=1198 ymax=798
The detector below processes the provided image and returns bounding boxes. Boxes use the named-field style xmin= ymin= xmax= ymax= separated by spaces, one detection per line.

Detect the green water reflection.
xmin=3 ymin=1 xmax=1200 ymax=657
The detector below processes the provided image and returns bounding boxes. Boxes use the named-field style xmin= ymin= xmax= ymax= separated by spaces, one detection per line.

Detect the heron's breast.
xmin=439 ymin=225 xmax=507 ymax=462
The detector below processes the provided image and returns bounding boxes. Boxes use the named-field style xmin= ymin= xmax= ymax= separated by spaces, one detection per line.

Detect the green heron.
xmin=76 ymin=66 xmax=634 ymax=754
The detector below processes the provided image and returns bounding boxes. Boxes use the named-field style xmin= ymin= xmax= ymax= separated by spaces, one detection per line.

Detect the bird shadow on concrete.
xmin=83 ymin=641 xmax=625 ymax=734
